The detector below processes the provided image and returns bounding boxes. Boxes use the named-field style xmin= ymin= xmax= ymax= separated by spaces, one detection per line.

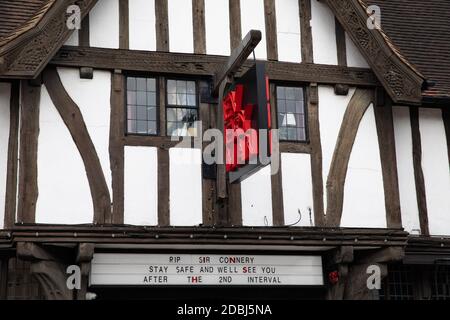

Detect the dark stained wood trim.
xmin=52 ymin=46 xmax=378 ymax=87
xmin=374 ymin=96 xmax=402 ymax=228
xmin=307 ymin=83 xmax=325 ymax=227
xmin=158 ymin=77 xmax=167 ymax=137
xmin=4 ymin=81 xmax=20 ymax=228
xmin=42 ymin=67 xmax=111 ymax=225
xmin=192 ymin=0 xmax=206 ymax=55
xmin=410 ymin=107 xmax=430 ymax=236
xmin=335 ymin=18 xmax=347 ymax=67
xmin=155 ymin=0 xmax=169 ymax=52
xmin=442 ymin=108 xmax=450 ymax=166
xmin=229 ymin=0 xmax=242 ymax=51
xmin=79 ymin=14 xmax=90 ymax=47
xmin=119 ymin=0 xmax=130 ymax=50
xmin=216 ymin=80 xmax=228 ymax=225
xmin=326 ymin=89 xmax=373 ymax=227
xmin=157 ymin=148 xmax=170 ymax=226
xmin=279 ymin=142 xmax=311 ymax=154
xmin=17 ymin=80 xmax=41 ymax=224
xmin=228 ymin=182 xmax=242 ymax=226
xmin=109 ymin=71 xmax=125 ymax=224
xmin=264 ymin=0 xmax=278 ymax=61
xmin=270 ymin=84 xmax=284 ymax=226
xmin=299 ymin=0 xmax=313 ymax=63
xmin=0 ymin=258 xmax=7 ymax=299
xmin=124 ymin=135 xmax=184 ymax=150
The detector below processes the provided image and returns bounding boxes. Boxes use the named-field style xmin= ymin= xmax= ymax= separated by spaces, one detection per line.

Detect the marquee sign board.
xmin=89 ymin=254 xmax=324 ymax=286
xmin=222 ymin=61 xmax=272 ymax=183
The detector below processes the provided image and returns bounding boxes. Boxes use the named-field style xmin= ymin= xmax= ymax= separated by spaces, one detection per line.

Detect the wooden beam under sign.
xmin=212 ymin=30 xmax=262 ymax=96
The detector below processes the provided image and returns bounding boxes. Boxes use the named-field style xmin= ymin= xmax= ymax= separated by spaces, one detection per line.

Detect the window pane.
xmin=177 ymin=80 xmax=187 ymax=94
xmin=127 ymin=92 xmax=137 ymax=105
xmin=286 ymin=87 xmax=296 ymax=100
xmin=177 ymin=93 xmax=187 ymax=106
xmin=187 ymin=81 xmax=196 ymax=94
xmin=127 ymin=120 xmax=136 ymax=133
xmin=137 ymin=91 xmax=146 ymax=105
xmin=167 ymin=80 xmax=177 ymax=94
xmin=127 ymin=105 xmax=136 ymax=119
xmin=137 ymin=106 xmax=147 ymax=120
xmin=147 ymin=107 xmax=157 ymax=121
xmin=137 ymin=120 xmax=147 ymax=134
xmin=295 ymin=101 xmax=304 ymax=114
xmin=147 ymin=92 xmax=156 ymax=106
xmin=167 ymin=93 xmax=177 ymax=105
xmin=286 ymin=100 xmax=296 ymax=113
xmin=137 ymin=78 xmax=147 ymax=91
xmin=167 ymin=121 xmax=177 ymax=136
xmin=167 ymin=108 xmax=177 ymax=122
xmin=147 ymin=78 xmax=156 ymax=92
xmin=277 ymin=99 xmax=286 ymax=112
xmin=148 ymin=121 xmax=157 ymax=135
xmin=297 ymin=127 xmax=306 ymax=141
xmin=276 ymin=86 xmax=306 ymax=142
xmin=187 ymin=94 xmax=196 ymax=106
xmin=127 ymin=77 xmax=136 ymax=91
xmin=277 ymin=86 xmax=286 ymax=99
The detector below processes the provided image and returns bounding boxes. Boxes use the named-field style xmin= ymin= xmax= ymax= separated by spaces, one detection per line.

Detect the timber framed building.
xmin=0 ymin=0 xmax=449 ymax=300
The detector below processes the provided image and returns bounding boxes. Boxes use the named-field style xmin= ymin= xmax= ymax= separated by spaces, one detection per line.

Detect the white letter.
xmin=66 ymin=265 xmax=81 ymax=290
xmin=366 ymin=264 xmax=381 ymax=290
xmin=66 ymin=5 xmax=81 ymax=30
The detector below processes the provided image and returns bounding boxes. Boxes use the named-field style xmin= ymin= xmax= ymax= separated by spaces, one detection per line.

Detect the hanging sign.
xmin=90 ymin=254 xmax=324 ymax=286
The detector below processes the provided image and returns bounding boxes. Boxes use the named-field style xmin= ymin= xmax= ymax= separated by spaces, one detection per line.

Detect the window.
xmin=432 ymin=265 xmax=450 ymax=300
xmin=166 ymin=79 xmax=198 ymax=137
xmin=379 ymin=264 xmax=415 ymax=300
xmin=276 ymin=86 xmax=307 ymax=141
xmin=126 ymin=76 xmax=158 ymax=135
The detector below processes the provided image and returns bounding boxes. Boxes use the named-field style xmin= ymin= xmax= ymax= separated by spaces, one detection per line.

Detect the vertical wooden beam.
xmin=17 ymin=80 xmax=41 ymax=224
xmin=442 ymin=108 xmax=450 ymax=166
xmin=374 ymin=96 xmax=402 ymax=228
xmin=229 ymin=0 xmax=242 ymax=51
xmin=4 ymin=81 xmax=20 ymax=228
xmin=0 ymin=258 xmax=8 ymax=299
xmin=308 ymin=83 xmax=325 ymax=226
xmin=119 ymin=0 xmax=129 ymax=49
xmin=155 ymin=0 xmax=170 ymax=52
xmin=79 ymin=14 xmax=90 ymax=47
xmin=299 ymin=0 xmax=313 ymax=63
xmin=216 ymin=81 xmax=228 ymax=225
xmin=159 ymin=78 xmax=167 ymax=137
xmin=335 ymin=18 xmax=347 ymax=67
xmin=228 ymin=182 xmax=242 ymax=226
xmin=109 ymin=71 xmax=125 ymax=224
xmin=264 ymin=0 xmax=278 ymax=61
xmin=192 ymin=0 xmax=206 ymax=54
xmin=158 ymin=148 xmax=170 ymax=226
xmin=410 ymin=107 xmax=429 ymax=236
xmin=270 ymin=83 xmax=284 ymax=226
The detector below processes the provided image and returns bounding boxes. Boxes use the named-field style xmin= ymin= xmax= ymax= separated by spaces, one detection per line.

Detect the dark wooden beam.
xmin=119 ymin=0 xmax=129 ymax=50
xmin=279 ymin=142 xmax=311 ymax=154
xmin=326 ymin=89 xmax=373 ymax=227
xmin=374 ymin=97 xmax=402 ymax=228
xmin=228 ymin=182 xmax=242 ymax=226
xmin=410 ymin=107 xmax=429 ymax=236
xmin=192 ymin=0 xmax=206 ymax=54
xmin=229 ymin=0 xmax=242 ymax=51
xmin=79 ymin=14 xmax=90 ymax=47
xmin=52 ymin=46 xmax=378 ymax=87
xmin=213 ymin=30 xmax=262 ymax=96
xmin=335 ymin=18 xmax=347 ymax=67
xmin=155 ymin=0 xmax=169 ymax=52
xmin=109 ymin=71 xmax=125 ymax=224
xmin=157 ymin=148 xmax=170 ymax=226
xmin=17 ymin=80 xmax=41 ymax=224
xmin=43 ymin=67 xmax=111 ymax=225
xmin=4 ymin=81 xmax=19 ymax=228
xmin=216 ymin=80 xmax=228 ymax=225
xmin=264 ymin=0 xmax=278 ymax=61
xmin=308 ymin=83 xmax=325 ymax=227
xmin=299 ymin=0 xmax=313 ymax=63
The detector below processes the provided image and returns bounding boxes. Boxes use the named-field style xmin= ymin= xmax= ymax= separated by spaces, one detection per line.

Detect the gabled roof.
xmin=363 ymin=0 xmax=450 ymax=100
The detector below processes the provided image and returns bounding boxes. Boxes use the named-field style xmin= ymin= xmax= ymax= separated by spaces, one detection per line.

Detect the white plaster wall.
xmin=57 ymin=68 xmax=112 ymax=196
xmin=129 ymin=0 xmax=156 ymax=51
xmin=90 ymin=0 xmax=120 ymax=49
xmin=275 ymin=0 xmax=301 ymax=63
xmin=318 ymin=86 xmax=355 ymax=213
xmin=36 ymin=86 xmax=93 ymax=224
xmin=340 ymin=104 xmax=386 ymax=228
xmin=346 ymin=33 xmax=369 ymax=68
xmin=124 ymin=146 xmax=158 ymax=225
xmin=169 ymin=148 xmax=202 ymax=226
xmin=392 ymin=106 xmax=420 ymax=233
xmin=311 ymin=0 xmax=337 ymax=65
xmin=241 ymin=165 xmax=273 ymax=226
xmin=168 ymin=0 xmax=194 ymax=53
xmin=419 ymin=108 xmax=450 ymax=236
xmin=281 ymin=153 xmax=314 ymax=227
xmin=0 ymin=83 xmax=11 ymax=229
xmin=205 ymin=0 xmax=230 ymax=56
xmin=240 ymin=0 xmax=267 ymax=60
xmin=65 ymin=30 xmax=79 ymax=46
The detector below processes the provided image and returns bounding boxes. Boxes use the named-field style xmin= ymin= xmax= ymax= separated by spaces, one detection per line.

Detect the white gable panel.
xmin=90 ymin=0 xmax=120 ymax=49
xmin=318 ymin=86 xmax=355 ymax=212
xmin=168 ymin=0 xmax=194 ymax=53
xmin=36 ymin=86 xmax=93 ymax=224
xmin=346 ymin=33 xmax=369 ymax=68
xmin=240 ymin=0 xmax=267 ymax=60
xmin=170 ymin=148 xmax=202 ymax=226
xmin=0 ymin=83 xmax=11 ymax=229
xmin=341 ymin=104 xmax=386 ymax=228
xmin=129 ymin=0 xmax=156 ymax=51
xmin=57 ymin=68 xmax=112 ymax=196
xmin=281 ymin=153 xmax=314 ymax=227
xmin=124 ymin=146 xmax=158 ymax=225
xmin=205 ymin=0 xmax=230 ymax=56
xmin=419 ymin=108 xmax=450 ymax=236
xmin=275 ymin=0 xmax=301 ymax=63
xmin=241 ymin=165 xmax=273 ymax=226
xmin=392 ymin=106 xmax=420 ymax=233
xmin=311 ymin=0 xmax=337 ymax=65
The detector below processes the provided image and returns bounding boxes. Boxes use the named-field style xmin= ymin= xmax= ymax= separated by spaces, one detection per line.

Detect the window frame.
xmin=274 ymin=82 xmax=309 ymax=144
